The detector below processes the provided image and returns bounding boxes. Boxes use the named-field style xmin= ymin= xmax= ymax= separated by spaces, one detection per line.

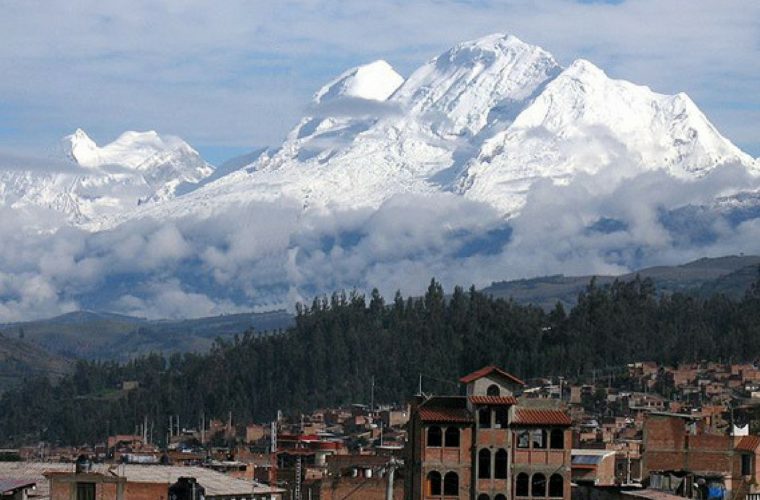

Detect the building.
xmin=0 ymin=479 xmax=37 ymax=500
xmin=571 ymin=449 xmax=617 ymax=486
xmin=43 ymin=461 xmax=284 ymax=500
xmin=407 ymin=366 xmax=572 ymax=500
xmin=642 ymin=412 xmax=760 ymax=499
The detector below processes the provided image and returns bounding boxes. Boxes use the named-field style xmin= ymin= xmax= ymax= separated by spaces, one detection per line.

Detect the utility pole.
xmin=386 ymin=458 xmax=402 ymax=500
xmin=201 ymin=412 xmax=205 ymax=445
xmin=371 ymin=376 xmax=375 ymax=413
xmin=270 ymin=420 xmax=278 ymax=485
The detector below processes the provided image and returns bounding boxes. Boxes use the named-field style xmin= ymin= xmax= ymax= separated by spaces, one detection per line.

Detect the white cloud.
xmin=0 ymin=160 xmax=758 ymax=321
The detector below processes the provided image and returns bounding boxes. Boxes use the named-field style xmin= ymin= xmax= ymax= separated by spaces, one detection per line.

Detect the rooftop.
xmin=418 ymin=396 xmax=473 ymax=423
xmin=0 ymin=462 xmax=284 ymax=497
xmin=469 ymin=395 xmax=518 ymax=405
xmin=513 ymin=408 xmax=572 ymax=426
xmin=459 ymin=365 xmax=525 ymax=386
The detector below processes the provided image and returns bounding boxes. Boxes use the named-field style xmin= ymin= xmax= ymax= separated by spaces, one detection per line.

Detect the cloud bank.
xmin=1 ymin=164 xmax=759 ymax=322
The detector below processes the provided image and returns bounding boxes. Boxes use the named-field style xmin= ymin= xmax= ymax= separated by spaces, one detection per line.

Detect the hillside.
xmin=0 ymin=310 xmax=293 ymax=361
xmin=0 ymin=332 xmax=72 ymax=393
xmin=482 ymin=255 xmax=760 ymax=309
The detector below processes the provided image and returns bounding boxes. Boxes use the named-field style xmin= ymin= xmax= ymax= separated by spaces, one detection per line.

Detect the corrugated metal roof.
xmin=736 ymin=435 xmax=760 ymax=452
xmin=513 ymin=408 xmax=572 ymax=426
xmin=572 ymin=455 xmax=605 ymax=465
xmin=459 ymin=366 xmax=525 ymax=385
xmin=0 ymin=462 xmax=284 ymax=497
xmin=469 ymin=395 xmax=518 ymax=405
xmin=0 ymin=479 xmax=36 ymax=494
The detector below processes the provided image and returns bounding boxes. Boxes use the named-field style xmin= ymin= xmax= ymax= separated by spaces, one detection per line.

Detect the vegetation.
xmin=2 ymin=272 xmax=760 ymax=446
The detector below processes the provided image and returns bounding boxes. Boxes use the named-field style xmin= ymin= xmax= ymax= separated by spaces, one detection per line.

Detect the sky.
xmin=0 ymin=0 xmax=758 ymax=165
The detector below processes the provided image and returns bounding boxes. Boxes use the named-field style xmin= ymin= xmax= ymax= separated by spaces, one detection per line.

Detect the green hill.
xmin=0 ymin=332 xmax=73 ymax=393
xmin=482 ymin=255 xmax=760 ymax=309
xmin=0 ymin=310 xmax=293 ymax=361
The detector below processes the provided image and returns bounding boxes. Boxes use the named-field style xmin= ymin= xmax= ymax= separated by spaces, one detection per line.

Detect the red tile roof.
xmin=513 ymin=408 xmax=572 ymax=426
xmin=418 ymin=407 xmax=473 ymax=423
xmin=459 ymin=365 xmax=525 ymax=386
xmin=469 ymin=395 xmax=518 ymax=405
xmin=736 ymin=435 xmax=760 ymax=452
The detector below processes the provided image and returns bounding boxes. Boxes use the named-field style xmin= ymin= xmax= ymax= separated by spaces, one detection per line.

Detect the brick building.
xmin=43 ymin=462 xmax=284 ymax=500
xmin=406 ymin=366 xmax=572 ymax=500
xmin=642 ymin=413 xmax=760 ymax=499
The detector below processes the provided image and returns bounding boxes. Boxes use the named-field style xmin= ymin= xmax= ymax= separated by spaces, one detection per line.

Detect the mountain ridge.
xmin=120 ymin=33 xmax=758 ymax=225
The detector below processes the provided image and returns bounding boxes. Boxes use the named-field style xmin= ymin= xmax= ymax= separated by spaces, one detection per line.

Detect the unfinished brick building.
xmin=407 ymin=366 xmax=572 ymax=500
xmin=642 ymin=412 xmax=760 ymax=499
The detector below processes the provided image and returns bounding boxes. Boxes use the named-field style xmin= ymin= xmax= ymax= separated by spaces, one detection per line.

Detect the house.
xmin=406 ymin=365 xmax=572 ymax=500
xmin=0 ymin=479 xmax=37 ymax=500
xmin=571 ymin=449 xmax=617 ymax=486
xmin=43 ymin=459 xmax=284 ymax=500
xmin=642 ymin=412 xmax=760 ymax=499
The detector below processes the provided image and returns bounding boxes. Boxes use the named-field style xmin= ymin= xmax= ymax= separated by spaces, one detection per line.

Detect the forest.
xmin=1 ymin=273 xmax=760 ymax=446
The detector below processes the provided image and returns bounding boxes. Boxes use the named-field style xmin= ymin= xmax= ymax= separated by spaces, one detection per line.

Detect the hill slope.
xmin=0 ymin=310 xmax=293 ymax=361
xmin=0 ymin=332 xmax=72 ymax=393
xmin=483 ymin=255 xmax=760 ymax=309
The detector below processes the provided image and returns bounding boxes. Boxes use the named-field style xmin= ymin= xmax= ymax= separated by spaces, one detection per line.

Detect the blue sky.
xmin=0 ymin=0 xmax=758 ymax=165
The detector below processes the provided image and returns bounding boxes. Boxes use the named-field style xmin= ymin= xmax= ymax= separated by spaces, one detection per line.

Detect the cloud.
xmin=0 ymin=150 xmax=91 ymax=174
xmin=0 ymin=159 xmax=759 ymax=322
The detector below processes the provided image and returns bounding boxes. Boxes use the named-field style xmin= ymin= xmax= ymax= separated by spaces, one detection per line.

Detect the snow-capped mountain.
xmin=2 ymin=33 xmax=760 ymax=321
xmin=127 ymin=33 xmax=757 ymax=224
xmin=0 ymin=129 xmax=213 ymax=227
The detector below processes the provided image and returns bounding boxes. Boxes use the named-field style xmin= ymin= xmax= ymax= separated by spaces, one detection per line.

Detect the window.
xmin=443 ymin=472 xmax=459 ymax=496
xmin=478 ymin=449 xmax=491 ymax=479
xmin=478 ymin=495 xmax=490 ymax=500
xmin=487 ymin=384 xmax=501 ymax=396
xmin=549 ymin=474 xmax=564 ymax=497
xmin=495 ymin=495 xmax=507 ymax=500
xmin=531 ymin=429 xmax=546 ymax=449
xmin=532 ymin=473 xmax=546 ymax=497
xmin=428 ymin=426 xmax=442 ymax=447
xmin=517 ymin=430 xmax=530 ymax=448
xmin=76 ymin=483 xmax=96 ymax=500
xmin=494 ymin=449 xmax=508 ymax=479
xmin=444 ymin=427 xmax=460 ymax=448
xmin=516 ymin=473 xmax=529 ymax=496
xmin=479 ymin=408 xmax=492 ymax=429
xmin=427 ymin=471 xmax=442 ymax=496
xmin=742 ymin=454 xmax=752 ymax=476
xmin=550 ymin=429 xmax=564 ymax=449
xmin=494 ymin=407 xmax=508 ymax=428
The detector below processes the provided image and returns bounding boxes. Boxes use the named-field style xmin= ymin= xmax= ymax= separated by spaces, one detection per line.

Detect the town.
xmin=2 ymin=360 xmax=760 ymax=500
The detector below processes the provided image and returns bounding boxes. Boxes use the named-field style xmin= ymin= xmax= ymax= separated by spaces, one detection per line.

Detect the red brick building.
xmin=642 ymin=413 xmax=760 ymax=499
xmin=407 ymin=366 xmax=572 ymax=500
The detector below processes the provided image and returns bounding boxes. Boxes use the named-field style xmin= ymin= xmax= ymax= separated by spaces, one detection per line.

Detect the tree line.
xmin=1 ymin=273 xmax=760 ymax=446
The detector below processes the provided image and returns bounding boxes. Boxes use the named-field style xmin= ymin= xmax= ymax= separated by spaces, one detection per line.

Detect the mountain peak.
xmin=563 ymin=58 xmax=607 ymax=80
xmin=451 ymin=33 xmax=532 ymax=54
xmin=313 ymin=60 xmax=404 ymax=104
xmin=61 ymin=128 xmax=98 ymax=165
xmin=392 ymin=33 xmax=561 ymax=136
